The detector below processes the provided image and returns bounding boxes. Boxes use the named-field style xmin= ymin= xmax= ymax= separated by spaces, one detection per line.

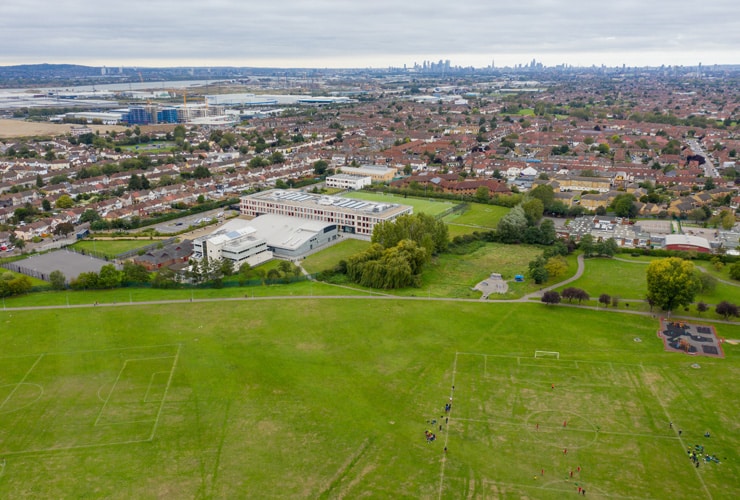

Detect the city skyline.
xmin=1 ymin=0 xmax=737 ymax=69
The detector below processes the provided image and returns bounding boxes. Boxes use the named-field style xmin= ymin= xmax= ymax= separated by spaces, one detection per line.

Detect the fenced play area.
xmin=658 ymin=320 xmax=725 ymax=358
xmin=0 ymin=249 xmax=116 ymax=282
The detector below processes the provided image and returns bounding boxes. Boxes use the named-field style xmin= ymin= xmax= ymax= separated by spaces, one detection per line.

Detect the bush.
xmin=716 ymin=301 xmax=740 ymax=319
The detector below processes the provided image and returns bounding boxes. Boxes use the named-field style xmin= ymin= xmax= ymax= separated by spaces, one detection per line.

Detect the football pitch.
xmin=441 ymin=352 xmax=728 ymax=498
xmin=0 ymin=300 xmax=738 ymax=498
xmin=0 ymin=345 xmax=179 ymax=455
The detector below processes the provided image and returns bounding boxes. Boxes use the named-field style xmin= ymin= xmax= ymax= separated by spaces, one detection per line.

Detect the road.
xmin=686 ymin=138 xmax=718 ymax=179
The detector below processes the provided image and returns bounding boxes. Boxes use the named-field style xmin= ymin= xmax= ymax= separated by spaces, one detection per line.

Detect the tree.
xmin=70 ymin=271 xmax=99 ymax=290
xmin=598 ymin=293 xmax=611 ymax=307
xmin=646 ymin=257 xmax=699 ymax=311
xmin=249 ymin=156 xmax=268 ymax=169
xmin=521 ymin=198 xmax=544 ymax=226
xmin=611 ymin=193 xmax=638 ymax=218
xmin=346 ymin=240 xmax=428 ymax=289
xmin=594 ymin=238 xmax=618 ymax=257
xmin=49 ymin=270 xmax=66 ymax=290
xmin=253 ymin=268 xmax=266 ymax=285
xmin=696 ymin=301 xmax=708 ymax=315
xmin=79 ymin=209 xmax=101 ymax=223
xmin=562 ymin=287 xmax=589 ymax=304
xmin=529 ymin=184 xmax=555 ymax=210
xmin=496 ymin=205 xmax=528 ymax=243
xmin=277 ymin=260 xmax=293 ymax=277
xmin=269 ymin=151 xmax=285 ymax=164
xmin=696 ymin=272 xmax=717 ymax=294
xmin=528 ymin=256 xmax=548 ymax=284
xmin=538 ymin=219 xmax=556 ymax=245
xmin=730 ymin=261 xmax=740 ymax=281
xmin=98 ymin=264 xmax=123 ymax=289
xmin=716 ymin=301 xmax=739 ymax=319
xmin=313 ymin=159 xmax=329 ymax=176
xmin=372 ymin=213 xmax=447 ymax=256
xmin=611 ymin=295 xmax=620 ymax=308
xmin=122 ymin=262 xmax=151 ymax=283
xmin=474 ymin=186 xmax=490 ymax=202
xmin=193 ymin=166 xmax=211 ymax=179
xmin=541 ymin=290 xmax=561 ymax=305
xmin=152 ymin=268 xmax=178 ymax=288
xmin=545 ymin=256 xmax=568 ymax=279
xmin=42 ymin=198 xmax=52 ymax=212
xmin=220 ymin=258 xmax=235 ymax=277
xmin=689 ymin=208 xmax=707 ymax=223
xmin=54 ymin=222 xmax=75 ymax=237
xmin=0 ymin=273 xmax=32 ymax=297
xmin=579 ymin=234 xmax=595 ymax=257
xmin=238 ymin=262 xmax=252 ymax=285
xmin=126 ymin=173 xmax=148 ymax=191
xmin=55 ymin=194 xmax=74 ymax=209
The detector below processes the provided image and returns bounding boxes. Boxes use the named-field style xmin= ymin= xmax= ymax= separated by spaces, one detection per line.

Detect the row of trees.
xmin=66 ymin=262 xmax=151 ymax=290
xmin=54 ymin=257 xmax=305 ymax=291
xmin=578 ymin=234 xmax=619 ymax=258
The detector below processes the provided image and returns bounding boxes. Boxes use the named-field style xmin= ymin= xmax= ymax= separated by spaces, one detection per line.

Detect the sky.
xmin=2 ymin=0 xmax=738 ymax=69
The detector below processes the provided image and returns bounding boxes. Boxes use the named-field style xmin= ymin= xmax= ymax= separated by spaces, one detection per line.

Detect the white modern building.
xmin=325 ymin=173 xmax=372 ymax=190
xmin=240 ymin=189 xmax=413 ymax=238
xmin=339 ymin=165 xmax=397 ymax=183
xmin=240 ymin=214 xmax=339 ymax=259
xmin=192 ymin=215 xmax=339 ymax=262
xmin=192 ymin=225 xmax=272 ymax=268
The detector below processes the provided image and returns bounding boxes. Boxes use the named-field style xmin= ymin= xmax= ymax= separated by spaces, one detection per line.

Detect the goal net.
xmin=534 ymin=351 xmax=560 ymax=360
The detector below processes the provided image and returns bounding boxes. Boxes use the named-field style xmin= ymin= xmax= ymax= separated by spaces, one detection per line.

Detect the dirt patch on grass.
xmin=296 ymin=342 xmax=325 ymax=352
xmin=0 ymin=119 xmax=125 ymax=138
xmin=256 ymin=420 xmax=279 ymax=435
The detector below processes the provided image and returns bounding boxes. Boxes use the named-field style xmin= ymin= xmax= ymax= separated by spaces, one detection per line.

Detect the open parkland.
xmin=0 ymin=205 xmax=739 ymax=497
xmin=0 ymin=293 xmax=738 ymax=497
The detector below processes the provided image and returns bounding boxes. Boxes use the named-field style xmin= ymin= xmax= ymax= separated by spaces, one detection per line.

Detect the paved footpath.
xmin=3 ymin=253 xmax=739 ymax=327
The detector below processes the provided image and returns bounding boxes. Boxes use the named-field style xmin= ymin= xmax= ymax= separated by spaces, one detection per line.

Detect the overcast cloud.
xmin=1 ymin=0 xmax=737 ymax=68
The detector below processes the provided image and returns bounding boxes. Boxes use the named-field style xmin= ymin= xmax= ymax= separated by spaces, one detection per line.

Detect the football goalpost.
xmin=534 ymin=351 xmax=560 ymax=360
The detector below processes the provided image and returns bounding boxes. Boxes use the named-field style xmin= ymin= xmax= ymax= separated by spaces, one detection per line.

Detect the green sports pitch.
xmin=0 ymin=300 xmax=738 ymax=498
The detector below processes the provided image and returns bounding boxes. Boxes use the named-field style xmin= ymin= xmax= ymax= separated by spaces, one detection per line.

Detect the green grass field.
xmin=443 ymin=203 xmax=509 ymax=237
xmin=562 ymin=257 xmax=740 ymax=313
xmin=1 ymin=300 xmax=738 ymax=498
xmin=415 ymin=243 xmax=552 ymax=299
xmin=72 ymin=239 xmax=158 ymax=258
xmin=341 ymin=191 xmax=457 ymax=217
xmin=301 ymin=238 xmax=370 ymax=274
xmin=562 ymin=257 xmax=649 ymax=299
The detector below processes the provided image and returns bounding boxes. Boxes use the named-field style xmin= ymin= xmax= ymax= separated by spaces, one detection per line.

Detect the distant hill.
xmin=0 ymin=64 xmax=103 ymax=87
